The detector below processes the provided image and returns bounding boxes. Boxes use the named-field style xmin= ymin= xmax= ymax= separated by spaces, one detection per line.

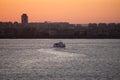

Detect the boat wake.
xmin=20 ymin=48 xmax=87 ymax=68
xmin=38 ymin=48 xmax=75 ymax=57
xmin=38 ymin=48 xmax=86 ymax=59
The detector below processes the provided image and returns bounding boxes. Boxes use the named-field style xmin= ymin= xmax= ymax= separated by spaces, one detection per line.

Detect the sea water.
xmin=0 ymin=39 xmax=120 ymax=80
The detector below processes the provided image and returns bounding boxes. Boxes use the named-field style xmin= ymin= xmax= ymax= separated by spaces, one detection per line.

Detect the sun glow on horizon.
xmin=0 ymin=0 xmax=120 ymax=24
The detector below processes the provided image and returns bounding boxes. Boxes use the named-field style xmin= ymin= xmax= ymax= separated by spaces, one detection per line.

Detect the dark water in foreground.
xmin=0 ymin=39 xmax=120 ymax=80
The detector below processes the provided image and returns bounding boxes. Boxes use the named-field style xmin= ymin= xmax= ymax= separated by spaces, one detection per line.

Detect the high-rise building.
xmin=21 ymin=13 xmax=28 ymax=24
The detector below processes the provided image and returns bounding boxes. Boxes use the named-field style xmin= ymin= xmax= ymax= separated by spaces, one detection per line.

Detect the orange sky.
xmin=0 ymin=0 xmax=120 ymax=24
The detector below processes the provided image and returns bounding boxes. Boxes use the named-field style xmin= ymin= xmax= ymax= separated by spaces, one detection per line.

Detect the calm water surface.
xmin=0 ymin=39 xmax=120 ymax=80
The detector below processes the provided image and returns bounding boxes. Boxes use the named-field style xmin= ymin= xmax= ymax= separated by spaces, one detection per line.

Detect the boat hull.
xmin=53 ymin=43 xmax=65 ymax=48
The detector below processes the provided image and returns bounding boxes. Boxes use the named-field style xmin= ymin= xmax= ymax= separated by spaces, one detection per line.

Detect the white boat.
xmin=53 ymin=41 xmax=65 ymax=48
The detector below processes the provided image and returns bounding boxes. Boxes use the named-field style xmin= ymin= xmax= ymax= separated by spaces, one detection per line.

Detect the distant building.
xmin=88 ymin=23 xmax=97 ymax=28
xmin=21 ymin=13 xmax=28 ymax=24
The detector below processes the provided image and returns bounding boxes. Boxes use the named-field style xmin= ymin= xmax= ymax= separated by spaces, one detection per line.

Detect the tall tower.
xmin=21 ymin=13 xmax=28 ymax=24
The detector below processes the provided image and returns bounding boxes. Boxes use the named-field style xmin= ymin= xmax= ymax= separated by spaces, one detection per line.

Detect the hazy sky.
xmin=0 ymin=0 xmax=120 ymax=24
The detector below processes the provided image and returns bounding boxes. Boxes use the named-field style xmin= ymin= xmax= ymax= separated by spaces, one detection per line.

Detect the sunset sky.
xmin=0 ymin=0 xmax=120 ymax=24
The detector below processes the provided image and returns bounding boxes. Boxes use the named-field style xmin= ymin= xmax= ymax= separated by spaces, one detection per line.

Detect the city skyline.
xmin=0 ymin=13 xmax=120 ymax=39
xmin=0 ymin=0 xmax=120 ymax=24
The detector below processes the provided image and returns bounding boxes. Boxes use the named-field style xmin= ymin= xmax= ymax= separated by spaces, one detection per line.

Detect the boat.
xmin=53 ymin=41 xmax=65 ymax=48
